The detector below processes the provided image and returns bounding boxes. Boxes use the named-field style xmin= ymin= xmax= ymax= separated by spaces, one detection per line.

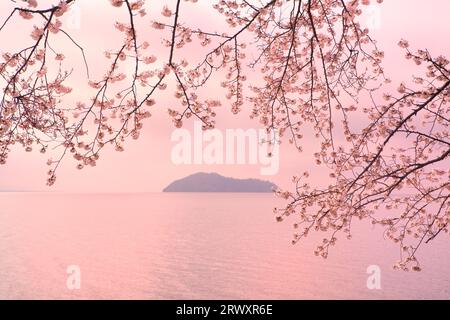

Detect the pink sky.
xmin=0 ymin=0 xmax=449 ymax=192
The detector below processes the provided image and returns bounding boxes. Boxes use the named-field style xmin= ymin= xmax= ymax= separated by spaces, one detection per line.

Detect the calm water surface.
xmin=0 ymin=193 xmax=449 ymax=299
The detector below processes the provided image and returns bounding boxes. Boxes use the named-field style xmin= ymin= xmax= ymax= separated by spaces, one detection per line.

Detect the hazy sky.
xmin=0 ymin=0 xmax=449 ymax=192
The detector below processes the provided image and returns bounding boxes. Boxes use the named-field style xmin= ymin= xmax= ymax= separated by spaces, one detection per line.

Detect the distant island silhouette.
xmin=163 ymin=172 xmax=277 ymax=193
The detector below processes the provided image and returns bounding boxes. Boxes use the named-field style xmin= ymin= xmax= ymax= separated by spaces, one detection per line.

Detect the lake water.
xmin=0 ymin=193 xmax=449 ymax=299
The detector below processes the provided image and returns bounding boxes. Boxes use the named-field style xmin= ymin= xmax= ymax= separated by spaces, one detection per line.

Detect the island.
xmin=163 ymin=172 xmax=277 ymax=193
